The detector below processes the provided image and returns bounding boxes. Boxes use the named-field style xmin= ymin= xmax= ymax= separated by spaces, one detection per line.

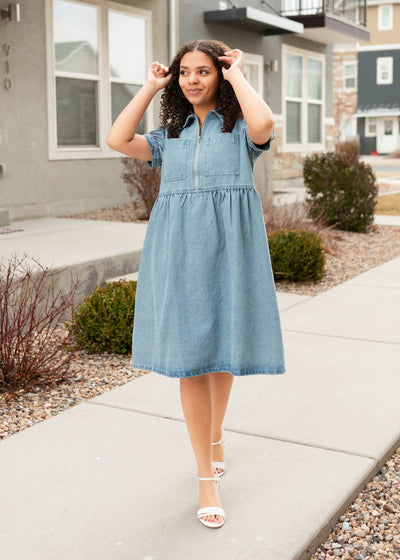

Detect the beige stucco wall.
xmin=359 ymin=4 xmax=400 ymax=45
xmin=0 ymin=0 xmax=169 ymax=220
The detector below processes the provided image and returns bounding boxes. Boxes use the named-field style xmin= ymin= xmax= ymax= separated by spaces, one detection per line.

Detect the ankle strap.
xmin=198 ymin=476 xmax=218 ymax=481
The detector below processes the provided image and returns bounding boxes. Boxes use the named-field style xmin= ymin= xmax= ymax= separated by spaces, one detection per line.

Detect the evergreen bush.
xmin=303 ymin=152 xmax=378 ymax=233
xmin=66 ymin=280 xmax=137 ymax=354
xmin=268 ymin=229 xmax=325 ymax=282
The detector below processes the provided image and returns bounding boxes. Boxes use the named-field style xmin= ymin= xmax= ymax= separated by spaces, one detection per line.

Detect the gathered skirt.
xmin=131 ymin=186 xmax=285 ymax=378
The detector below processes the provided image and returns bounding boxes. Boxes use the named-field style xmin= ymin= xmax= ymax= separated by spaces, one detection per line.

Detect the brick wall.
xmin=332 ymin=50 xmax=358 ymax=144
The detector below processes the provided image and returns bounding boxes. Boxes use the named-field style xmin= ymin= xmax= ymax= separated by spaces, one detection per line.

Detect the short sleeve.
xmin=242 ymin=119 xmax=275 ymax=165
xmin=143 ymin=127 xmax=166 ymax=168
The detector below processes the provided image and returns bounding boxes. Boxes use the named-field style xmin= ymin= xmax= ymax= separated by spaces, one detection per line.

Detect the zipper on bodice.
xmin=194 ymin=133 xmax=200 ymax=192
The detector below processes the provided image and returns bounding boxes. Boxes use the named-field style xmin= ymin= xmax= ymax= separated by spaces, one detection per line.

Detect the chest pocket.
xmin=163 ymin=138 xmax=191 ymax=182
xmin=204 ymin=132 xmax=240 ymax=177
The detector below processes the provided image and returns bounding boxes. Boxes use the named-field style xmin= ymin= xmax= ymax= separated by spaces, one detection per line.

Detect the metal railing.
xmin=280 ymin=0 xmax=367 ymax=26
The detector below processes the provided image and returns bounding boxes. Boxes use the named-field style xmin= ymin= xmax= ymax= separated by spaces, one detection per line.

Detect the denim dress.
xmin=131 ymin=109 xmax=285 ymax=378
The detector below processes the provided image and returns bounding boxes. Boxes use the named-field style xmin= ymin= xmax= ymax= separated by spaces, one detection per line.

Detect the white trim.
xmin=46 ymin=0 xmax=152 ymax=161
xmin=377 ymin=56 xmax=393 ymax=84
xmin=377 ymin=4 xmax=393 ymax=30
xmin=367 ymin=0 xmax=400 ymax=5
xmin=355 ymin=109 xmax=400 ymax=117
xmin=358 ymin=43 xmax=400 ymax=51
xmin=282 ymin=44 xmax=325 ymax=152
xmin=243 ymin=52 xmax=264 ymax=98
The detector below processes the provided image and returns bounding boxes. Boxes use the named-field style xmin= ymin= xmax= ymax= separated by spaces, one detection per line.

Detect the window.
xmin=243 ymin=53 xmax=264 ymax=98
xmin=344 ymin=63 xmax=357 ymax=89
xmin=377 ymin=4 xmax=393 ymax=30
xmin=384 ymin=119 xmax=393 ymax=135
xmin=377 ymin=57 xmax=393 ymax=85
xmin=46 ymin=0 xmax=152 ymax=159
xmin=284 ymin=47 xmax=324 ymax=148
xmin=365 ymin=116 xmax=377 ymax=136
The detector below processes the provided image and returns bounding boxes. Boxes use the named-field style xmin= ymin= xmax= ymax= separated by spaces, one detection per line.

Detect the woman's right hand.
xmin=146 ymin=61 xmax=171 ymax=90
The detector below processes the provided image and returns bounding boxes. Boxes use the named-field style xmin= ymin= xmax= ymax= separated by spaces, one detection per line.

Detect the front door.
xmin=377 ymin=117 xmax=398 ymax=154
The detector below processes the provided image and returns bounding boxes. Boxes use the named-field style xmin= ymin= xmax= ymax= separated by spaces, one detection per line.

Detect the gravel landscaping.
xmin=1 ymin=199 xmax=400 ymax=558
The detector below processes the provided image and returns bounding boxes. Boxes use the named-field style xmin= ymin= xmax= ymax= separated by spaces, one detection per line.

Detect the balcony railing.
xmin=280 ymin=0 xmax=367 ymax=26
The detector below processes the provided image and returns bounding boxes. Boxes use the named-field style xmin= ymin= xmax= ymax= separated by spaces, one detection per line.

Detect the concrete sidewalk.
xmin=0 ymin=217 xmax=400 ymax=559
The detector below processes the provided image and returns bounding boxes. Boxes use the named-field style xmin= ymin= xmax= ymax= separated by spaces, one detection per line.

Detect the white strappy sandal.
xmin=197 ymin=474 xmax=225 ymax=528
xmin=211 ymin=429 xmax=226 ymax=477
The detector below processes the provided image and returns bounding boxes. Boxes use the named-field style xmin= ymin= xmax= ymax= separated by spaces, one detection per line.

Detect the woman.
xmin=107 ymin=39 xmax=285 ymax=529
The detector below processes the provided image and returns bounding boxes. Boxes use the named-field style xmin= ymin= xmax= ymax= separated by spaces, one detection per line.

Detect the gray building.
xmin=0 ymin=0 xmax=369 ymax=222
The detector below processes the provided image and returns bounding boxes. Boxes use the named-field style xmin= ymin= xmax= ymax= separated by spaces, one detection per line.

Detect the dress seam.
xmin=157 ymin=186 xmax=255 ymax=197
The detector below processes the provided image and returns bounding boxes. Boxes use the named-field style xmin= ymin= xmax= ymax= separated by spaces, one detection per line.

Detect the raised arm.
xmin=106 ymin=62 xmax=171 ymax=160
xmin=218 ymin=49 xmax=274 ymax=146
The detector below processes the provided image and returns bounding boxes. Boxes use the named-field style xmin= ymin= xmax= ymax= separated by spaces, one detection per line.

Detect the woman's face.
xmin=178 ymin=50 xmax=220 ymax=113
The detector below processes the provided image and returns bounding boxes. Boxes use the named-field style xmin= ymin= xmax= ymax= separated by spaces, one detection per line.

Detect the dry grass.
xmin=375 ymin=193 xmax=400 ymax=215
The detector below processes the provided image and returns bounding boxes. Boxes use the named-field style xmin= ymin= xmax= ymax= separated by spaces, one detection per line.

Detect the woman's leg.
xmin=180 ymin=374 xmax=223 ymax=524
xmin=210 ymin=371 xmax=234 ymax=473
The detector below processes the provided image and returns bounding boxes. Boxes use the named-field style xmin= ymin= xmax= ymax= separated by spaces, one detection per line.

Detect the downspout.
xmin=169 ymin=0 xmax=178 ymax=62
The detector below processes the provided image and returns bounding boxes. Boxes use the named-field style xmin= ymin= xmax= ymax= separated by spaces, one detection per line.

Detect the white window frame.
xmin=344 ymin=62 xmax=357 ymax=89
xmin=365 ymin=116 xmax=377 ymax=137
xmin=377 ymin=4 xmax=393 ymax=30
xmin=282 ymin=44 xmax=325 ymax=152
xmin=243 ymin=52 xmax=264 ymax=98
xmin=45 ymin=0 xmax=152 ymax=160
xmin=377 ymin=56 xmax=393 ymax=84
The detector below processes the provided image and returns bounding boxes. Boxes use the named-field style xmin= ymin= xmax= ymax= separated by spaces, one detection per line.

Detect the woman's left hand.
xmin=218 ymin=49 xmax=245 ymax=82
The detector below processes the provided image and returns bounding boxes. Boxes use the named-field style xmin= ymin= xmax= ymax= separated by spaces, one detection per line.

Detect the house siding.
xmin=358 ymin=49 xmax=400 ymax=107
xmin=0 ymin=0 xmax=169 ymax=221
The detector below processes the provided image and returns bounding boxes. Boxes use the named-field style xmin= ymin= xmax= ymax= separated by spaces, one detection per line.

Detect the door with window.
xmin=377 ymin=118 xmax=398 ymax=154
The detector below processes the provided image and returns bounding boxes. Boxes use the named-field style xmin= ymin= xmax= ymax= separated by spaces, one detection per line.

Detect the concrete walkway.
xmin=1 ymin=217 xmax=400 ymax=559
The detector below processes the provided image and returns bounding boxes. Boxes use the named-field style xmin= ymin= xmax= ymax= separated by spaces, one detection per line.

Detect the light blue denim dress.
xmin=131 ymin=109 xmax=285 ymax=378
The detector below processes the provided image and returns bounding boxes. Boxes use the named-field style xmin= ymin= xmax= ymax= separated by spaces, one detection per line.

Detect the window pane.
xmin=53 ymin=0 xmax=98 ymax=75
xmin=381 ymin=5 xmax=391 ymax=26
xmin=308 ymin=58 xmax=322 ymax=100
xmin=286 ymin=54 xmax=302 ymax=97
xmin=308 ymin=104 xmax=321 ymax=143
xmin=56 ymin=77 xmax=98 ymax=146
xmin=244 ymin=63 xmax=260 ymax=94
xmin=111 ymin=83 xmax=144 ymax=134
xmin=384 ymin=120 xmax=393 ymax=135
xmin=287 ymin=101 xmax=301 ymax=142
xmin=109 ymin=11 xmax=146 ymax=83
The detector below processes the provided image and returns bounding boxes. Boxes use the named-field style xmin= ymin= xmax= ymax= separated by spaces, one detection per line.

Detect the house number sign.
xmin=3 ymin=43 xmax=12 ymax=90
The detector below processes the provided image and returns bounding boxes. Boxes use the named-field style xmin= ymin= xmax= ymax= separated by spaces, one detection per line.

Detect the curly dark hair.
xmin=160 ymin=39 xmax=242 ymax=138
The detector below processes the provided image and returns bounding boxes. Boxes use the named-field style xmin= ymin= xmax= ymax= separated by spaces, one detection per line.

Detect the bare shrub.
xmin=262 ymin=199 xmax=342 ymax=257
xmin=263 ymin=200 xmax=312 ymax=233
xmin=0 ymin=255 xmax=82 ymax=393
xmin=335 ymin=138 xmax=360 ymax=160
xmin=121 ymin=157 xmax=161 ymax=219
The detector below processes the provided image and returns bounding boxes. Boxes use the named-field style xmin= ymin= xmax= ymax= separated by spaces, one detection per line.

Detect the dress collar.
xmin=182 ymin=109 xmax=224 ymax=129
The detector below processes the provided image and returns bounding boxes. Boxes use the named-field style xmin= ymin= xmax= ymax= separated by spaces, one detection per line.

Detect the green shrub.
xmin=268 ymin=229 xmax=325 ymax=282
xmin=66 ymin=280 xmax=137 ymax=354
xmin=303 ymin=152 xmax=378 ymax=233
